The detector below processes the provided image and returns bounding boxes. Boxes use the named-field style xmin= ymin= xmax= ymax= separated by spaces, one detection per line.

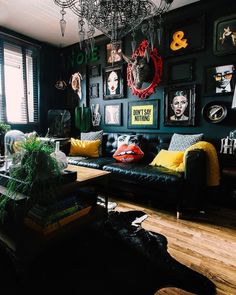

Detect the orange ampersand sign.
xmin=170 ymin=31 xmax=188 ymax=51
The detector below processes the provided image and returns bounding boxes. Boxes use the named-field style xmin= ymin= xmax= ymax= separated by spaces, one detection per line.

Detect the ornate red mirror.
xmin=123 ymin=40 xmax=162 ymax=99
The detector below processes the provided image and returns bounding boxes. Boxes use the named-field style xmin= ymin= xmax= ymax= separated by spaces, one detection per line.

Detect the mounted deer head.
xmin=122 ymin=40 xmax=162 ymax=99
xmin=122 ymin=50 xmax=154 ymax=89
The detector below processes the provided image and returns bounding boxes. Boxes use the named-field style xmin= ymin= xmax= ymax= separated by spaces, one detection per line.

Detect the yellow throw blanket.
xmin=184 ymin=141 xmax=220 ymax=186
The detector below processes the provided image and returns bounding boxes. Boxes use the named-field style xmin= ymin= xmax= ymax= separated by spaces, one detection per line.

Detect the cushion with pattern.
xmin=168 ymin=133 xmax=203 ymax=151
xmin=81 ymin=130 xmax=103 ymax=156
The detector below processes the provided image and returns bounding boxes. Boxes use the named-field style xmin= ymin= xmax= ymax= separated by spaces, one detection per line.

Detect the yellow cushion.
xmin=69 ymin=138 xmax=100 ymax=157
xmin=150 ymin=149 xmax=184 ymax=172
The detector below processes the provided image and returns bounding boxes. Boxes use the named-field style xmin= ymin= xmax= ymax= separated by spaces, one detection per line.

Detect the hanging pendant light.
xmin=59 ymin=8 xmax=66 ymax=37
xmin=55 ymin=52 xmax=67 ymax=90
xmin=54 ymin=0 xmax=174 ymax=47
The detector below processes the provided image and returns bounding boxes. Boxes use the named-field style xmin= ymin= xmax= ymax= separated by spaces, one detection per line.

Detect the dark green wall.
xmin=2 ymin=0 xmax=236 ymax=139
xmin=60 ymin=0 xmax=236 ymax=140
xmin=39 ymin=46 xmax=61 ymax=135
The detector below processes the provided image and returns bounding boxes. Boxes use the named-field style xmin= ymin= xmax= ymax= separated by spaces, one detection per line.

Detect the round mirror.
xmin=202 ymin=101 xmax=227 ymax=123
xmin=125 ymin=40 xmax=162 ymax=99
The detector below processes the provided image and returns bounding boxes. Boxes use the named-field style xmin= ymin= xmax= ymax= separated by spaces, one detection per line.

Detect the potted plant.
xmin=0 ymin=136 xmax=62 ymax=223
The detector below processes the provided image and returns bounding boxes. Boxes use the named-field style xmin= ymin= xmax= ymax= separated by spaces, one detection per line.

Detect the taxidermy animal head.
xmin=122 ymin=51 xmax=154 ymax=89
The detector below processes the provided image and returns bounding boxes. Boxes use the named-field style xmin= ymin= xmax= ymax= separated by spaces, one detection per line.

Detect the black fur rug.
xmin=0 ymin=210 xmax=216 ymax=294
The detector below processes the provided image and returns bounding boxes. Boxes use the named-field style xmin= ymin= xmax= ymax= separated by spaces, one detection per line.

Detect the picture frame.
xmin=128 ymin=100 xmax=158 ymax=129
xmin=106 ymin=41 xmax=122 ymax=64
xmin=168 ymin=59 xmax=194 ymax=84
xmin=104 ymin=103 xmax=122 ymax=126
xmin=164 ymin=84 xmax=196 ymax=126
xmin=213 ymin=13 xmax=236 ymax=56
xmin=165 ymin=15 xmax=205 ymax=57
xmin=205 ymin=64 xmax=235 ymax=96
xmin=103 ymin=65 xmax=124 ymax=99
xmin=89 ymin=64 xmax=101 ymax=77
xmin=89 ymin=83 xmax=99 ymax=99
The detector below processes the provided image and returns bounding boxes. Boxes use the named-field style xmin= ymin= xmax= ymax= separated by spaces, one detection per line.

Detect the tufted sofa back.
xmin=102 ymin=132 xmax=220 ymax=163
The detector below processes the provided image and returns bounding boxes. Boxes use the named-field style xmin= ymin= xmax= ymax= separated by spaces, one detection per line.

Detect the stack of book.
xmin=24 ymin=195 xmax=92 ymax=235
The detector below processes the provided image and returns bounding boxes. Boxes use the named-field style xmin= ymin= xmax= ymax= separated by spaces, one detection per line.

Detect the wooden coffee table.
xmin=66 ymin=165 xmax=111 ymax=210
xmin=67 ymin=164 xmax=110 ymax=183
xmin=0 ymin=165 xmax=111 ymax=273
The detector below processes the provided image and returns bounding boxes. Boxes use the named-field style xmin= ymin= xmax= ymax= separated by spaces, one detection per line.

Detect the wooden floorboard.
xmin=111 ymin=198 xmax=236 ymax=295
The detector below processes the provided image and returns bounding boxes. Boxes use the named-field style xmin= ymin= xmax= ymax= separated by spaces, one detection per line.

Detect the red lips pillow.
xmin=113 ymin=144 xmax=144 ymax=163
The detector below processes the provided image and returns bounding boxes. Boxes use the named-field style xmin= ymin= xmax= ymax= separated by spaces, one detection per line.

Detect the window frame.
xmin=0 ymin=32 xmax=40 ymax=126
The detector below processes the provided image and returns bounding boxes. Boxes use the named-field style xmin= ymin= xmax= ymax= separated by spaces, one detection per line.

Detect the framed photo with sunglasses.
xmin=205 ymin=64 xmax=235 ymax=96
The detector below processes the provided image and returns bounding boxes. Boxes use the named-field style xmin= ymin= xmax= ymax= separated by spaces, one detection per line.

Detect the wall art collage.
xmin=88 ymin=12 xmax=236 ymax=129
xmin=165 ymin=13 xmax=236 ymax=126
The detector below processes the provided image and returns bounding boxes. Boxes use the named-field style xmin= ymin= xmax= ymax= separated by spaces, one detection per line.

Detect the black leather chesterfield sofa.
xmin=67 ymin=133 xmax=209 ymax=218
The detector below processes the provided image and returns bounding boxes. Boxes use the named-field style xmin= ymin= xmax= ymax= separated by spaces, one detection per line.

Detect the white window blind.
xmin=0 ymin=39 xmax=39 ymax=124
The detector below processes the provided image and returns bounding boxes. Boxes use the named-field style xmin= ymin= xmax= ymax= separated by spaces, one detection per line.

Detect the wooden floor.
xmin=112 ymin=198 xmax=236 ymax=295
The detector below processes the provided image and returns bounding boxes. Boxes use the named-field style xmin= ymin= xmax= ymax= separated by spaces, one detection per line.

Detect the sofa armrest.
xmin=184 ymin=149 xmax=206 ymax=187
xmin=179 ymin=149 xmax=207 ymax=212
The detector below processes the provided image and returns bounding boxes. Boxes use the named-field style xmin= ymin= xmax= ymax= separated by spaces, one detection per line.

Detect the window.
xmin=0 ymin=37 xmax=39 ymax=124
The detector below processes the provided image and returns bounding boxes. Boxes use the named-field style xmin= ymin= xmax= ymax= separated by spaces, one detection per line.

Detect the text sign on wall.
xmin=67 ymin=45 xmax=100 ymax=68
xmin=128 ymin=100 xmax=158 ymax=129
xmin=131 ymin=105 xmax=154 ymax=125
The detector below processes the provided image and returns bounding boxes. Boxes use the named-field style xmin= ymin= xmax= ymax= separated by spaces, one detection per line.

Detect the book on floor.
xmin=24 ymin=205 xmax=92 ymax=235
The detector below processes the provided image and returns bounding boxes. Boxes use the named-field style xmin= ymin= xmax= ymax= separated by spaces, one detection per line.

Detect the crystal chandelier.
xmin=54 ymin=0 xmax=173 ymax=50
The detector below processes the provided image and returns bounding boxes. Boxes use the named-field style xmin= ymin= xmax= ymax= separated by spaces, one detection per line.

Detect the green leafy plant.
xmin=0 ymin=137 xmax=62 ymax=223
xmin=0 ymin=123 xmax=11 ymax=134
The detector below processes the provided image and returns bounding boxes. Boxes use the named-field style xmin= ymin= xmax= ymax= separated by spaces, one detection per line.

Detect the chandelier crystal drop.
xmin=54 ymin=0 xmax=173 ymax=49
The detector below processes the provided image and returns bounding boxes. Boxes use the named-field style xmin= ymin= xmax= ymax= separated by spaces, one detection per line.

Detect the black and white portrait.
xmin=205 ymin=64 xmax=235 ymax=95
xmin=170 ymin=91 xmax=189 ymax=121
xmin=164 ymin=85 xmax=196 ymax=126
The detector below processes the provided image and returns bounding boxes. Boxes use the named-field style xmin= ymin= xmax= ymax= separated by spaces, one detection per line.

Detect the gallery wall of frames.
xmin=59 ymin=0 xmax=236 ymax=140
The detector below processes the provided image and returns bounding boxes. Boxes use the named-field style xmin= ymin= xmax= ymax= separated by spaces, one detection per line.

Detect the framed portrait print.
xmin=106 ymin=41 xmax=122 ymax=64
xmin=168 ymin=59 xmax=194 ymax=84
xmin=103 ymin=65 xmax=124 ymax=99
xmin=104 ymin=103 xmax=122 ymax=126
xmin=213 ymin=14 xmax=236 ymax=56
xmin=89 ymin=83 xmax=99 ymax=99
xmin=205 ymin=64 xmax=235 ymax=96
xmin=164 ymin=84 xmax=196 ymax=126
xmin=128 ymin=100 xmax=158 ymax=129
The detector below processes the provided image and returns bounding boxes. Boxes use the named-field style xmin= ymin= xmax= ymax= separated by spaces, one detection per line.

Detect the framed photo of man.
xmin=106 ymin=41 xmax=122 ymax=64
xmin=164 ymin=85 xmax=196 ymax=126
xmin=103 ymin=66 xmax=124 ymax=99
xmin=205 ymin=64 xmax=235 ymax=95
xmin=213 ymin=14 xmax=236 ymax=56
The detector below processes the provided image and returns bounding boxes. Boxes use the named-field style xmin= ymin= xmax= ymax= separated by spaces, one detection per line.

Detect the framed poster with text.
xmin=128 ymin=100 xmax=158 ymax=129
